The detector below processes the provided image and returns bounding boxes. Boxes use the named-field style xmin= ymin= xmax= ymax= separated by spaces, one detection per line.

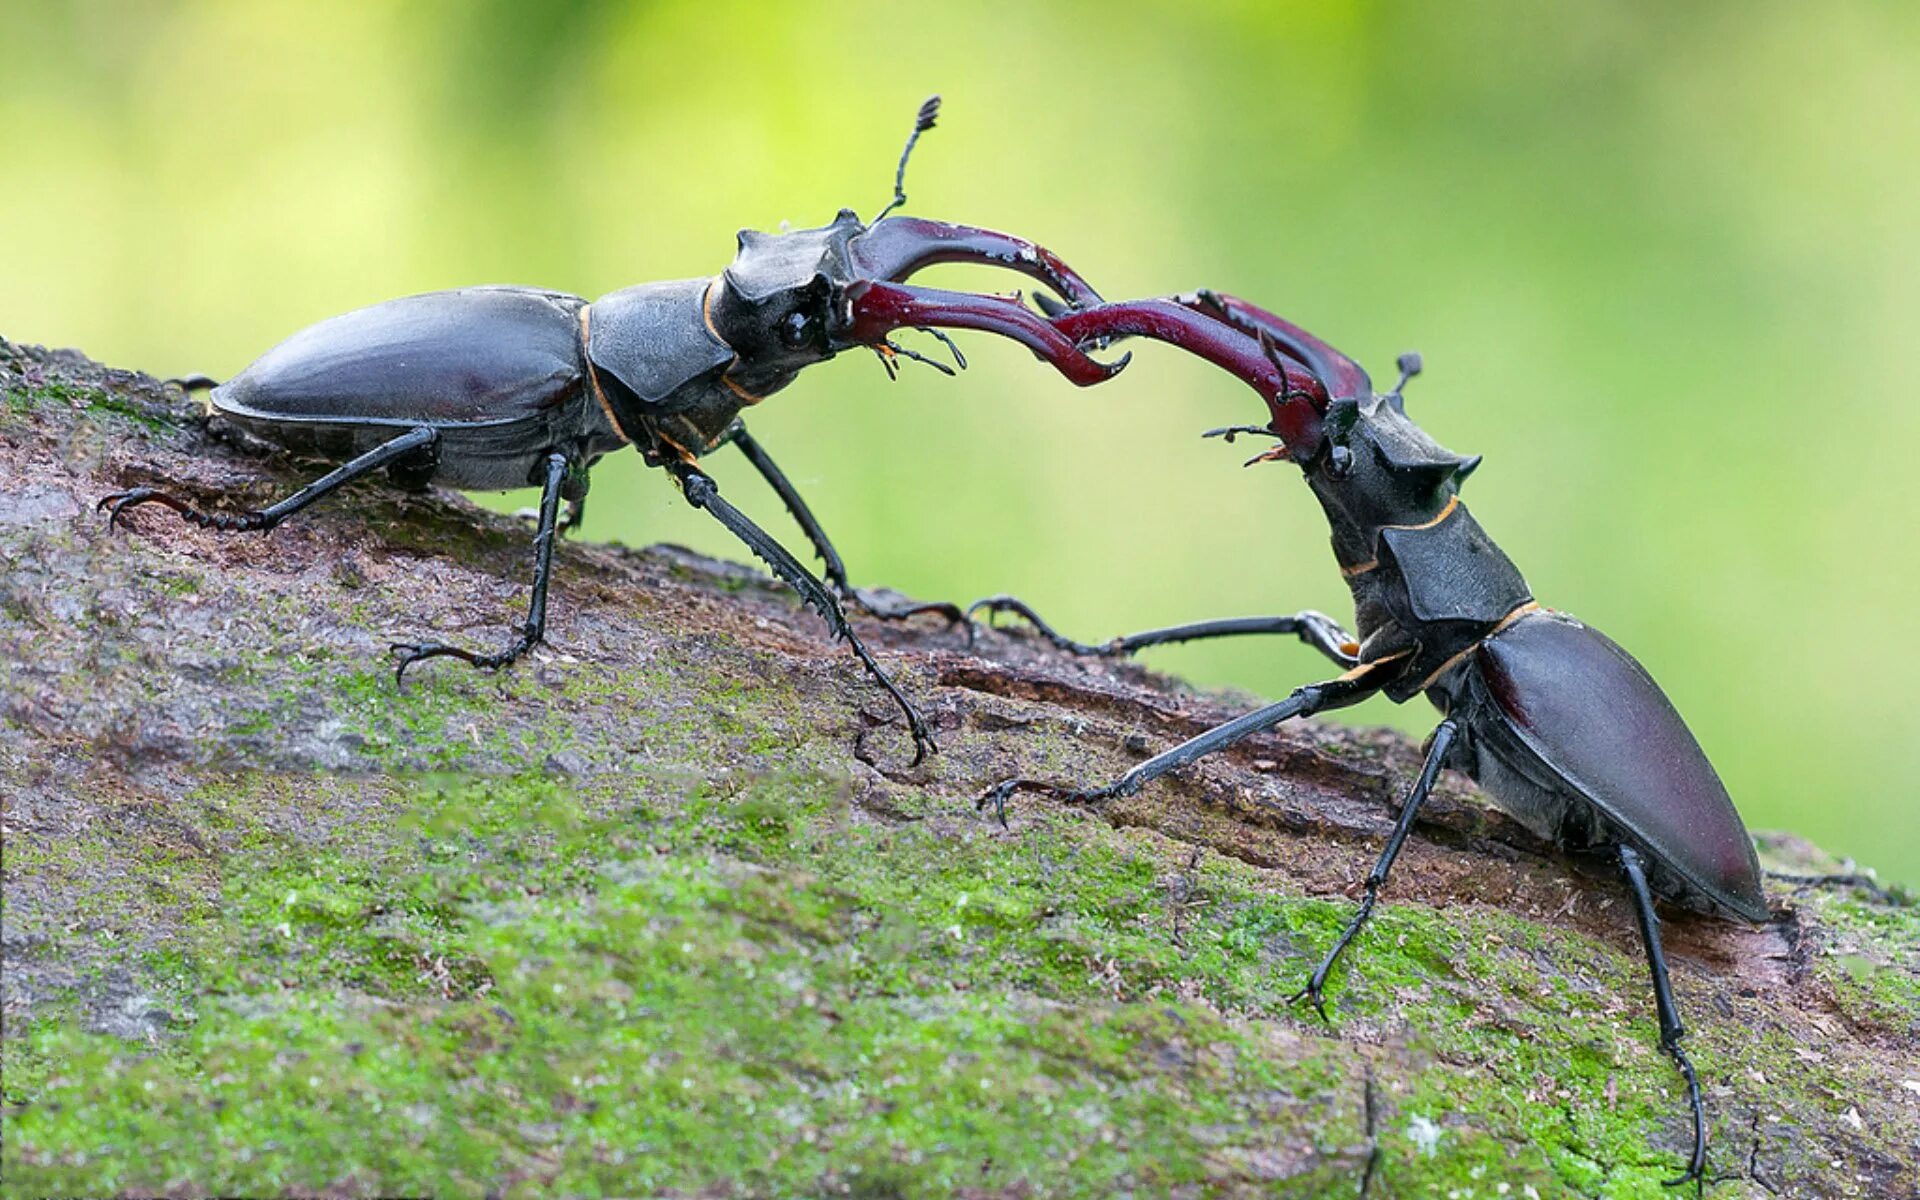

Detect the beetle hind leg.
xmin=391 ymin=626 xmax=539 ymax=678
xmin=1619 ymin=843 xmax=1709 ymax=1190
xmin=392 ymin=451 xmax=572 ymax=685
xmin=99 ymin=425 xmax=440 ymax=535
xmin=98 ymin=486 xmax=275 ymax=532
xmin=1765 ymin=868 xmax=1907 ymax=907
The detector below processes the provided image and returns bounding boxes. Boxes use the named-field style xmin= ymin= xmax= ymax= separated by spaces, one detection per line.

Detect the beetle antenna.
xmin=874 ymin=95 xmax=941 ymax=224
xmin=889 ymin=336 xmax=958 ymax=377
xmin=869 ymin=336 xmax=957 ymax=379
xmin=1392 ymin=351 xmax=1423 ymax=397
xmin=916 ymin=326 xmax=968 ymax=371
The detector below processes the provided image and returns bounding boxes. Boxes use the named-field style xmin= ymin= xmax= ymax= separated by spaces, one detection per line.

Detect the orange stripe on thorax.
xmin=578 ymin=306 xmax=632 ymax=444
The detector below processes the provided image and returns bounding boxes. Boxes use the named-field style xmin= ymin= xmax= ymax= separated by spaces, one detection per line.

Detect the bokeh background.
xmin=3 ymin=1 xmax=1914 ymax=885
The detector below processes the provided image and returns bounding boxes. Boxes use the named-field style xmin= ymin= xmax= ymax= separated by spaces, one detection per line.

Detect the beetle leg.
xmin=1765 ymin=869 xmax=1907 ymax=907
xmin=1619 ymin=843 xmax=1710 ymax=1190
xmin=98 ymin=425 xmax=439 ymax=534
xmin=979 ymin=664 xmax=1391 ymax=827
xmin=966 ymin=595 xmax=1358 ymax=667
xmin=391 ymin=451 xmax=570 ymax=683
xmin=668 ymin=462 xmax=937 ymax=766
xmin=1288 ymin=720 xmax=1460 ymax=1022
xmin=559 ymin=461 xmax=589 ymax=534
xmin=513 ymin=462 xmax=589 ymax=535
xmin=729 ymin=427 xmax=964 ymax=629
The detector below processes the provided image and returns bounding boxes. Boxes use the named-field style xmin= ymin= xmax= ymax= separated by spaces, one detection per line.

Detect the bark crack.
xmin=1358 ymin=1064 xmax=1381 ymax=1199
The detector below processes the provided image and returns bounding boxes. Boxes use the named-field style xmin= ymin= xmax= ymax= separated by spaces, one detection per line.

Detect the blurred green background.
xmin=3 ymin=1 xmax=1914 ymax=885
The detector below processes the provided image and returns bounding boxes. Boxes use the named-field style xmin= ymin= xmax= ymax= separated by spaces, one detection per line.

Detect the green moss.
xmin=8 ymin=763 xmax=1917 ymax=1195
xmin=2 ymin=379 xmax=178 ymax=432
xmin=154 ymin=571 xmax=201 ymax=597
xmin=3 ymin=771 xmax=1344 ymax=1193
xmin=1801 ymin=895 xmax=1920 ymax=1033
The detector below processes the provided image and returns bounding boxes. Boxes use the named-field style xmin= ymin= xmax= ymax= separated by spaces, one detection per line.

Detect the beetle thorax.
xmin=1305 ymin=398 xmax=1470 ymax=576
xmin=1300 ymin=396 xmax=1524 ymax=683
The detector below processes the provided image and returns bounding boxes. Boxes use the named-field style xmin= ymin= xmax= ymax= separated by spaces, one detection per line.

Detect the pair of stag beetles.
xmin=104 ymin=97 xmax=1767 ymax=1188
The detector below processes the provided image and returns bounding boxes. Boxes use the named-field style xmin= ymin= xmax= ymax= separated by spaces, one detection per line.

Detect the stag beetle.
xmin=97 ymin=98 xmax=1125 ymax=765
xmin=979 ymin=290 xmax=1766 ymax=1187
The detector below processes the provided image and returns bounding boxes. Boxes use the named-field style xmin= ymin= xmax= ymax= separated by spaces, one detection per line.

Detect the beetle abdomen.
xmin=1465 ymin=610 xmax=1767 ymax=922
xmin=212 ymin=287 xmax=588 ymax=430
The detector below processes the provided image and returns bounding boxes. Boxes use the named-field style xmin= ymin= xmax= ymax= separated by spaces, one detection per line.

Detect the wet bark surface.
xmin=2 ymin=337 xmax=1916 ymax=1197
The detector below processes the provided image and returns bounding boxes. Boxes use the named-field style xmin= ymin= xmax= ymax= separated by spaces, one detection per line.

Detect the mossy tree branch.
xmin=2 ymin=338 xmax=1915 ymax=1197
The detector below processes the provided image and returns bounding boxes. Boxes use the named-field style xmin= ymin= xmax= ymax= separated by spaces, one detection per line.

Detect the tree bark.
xmin=2 ymin=337 xmax=1915 ymax=1198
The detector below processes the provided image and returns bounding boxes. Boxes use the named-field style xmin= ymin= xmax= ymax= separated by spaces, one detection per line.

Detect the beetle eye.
xmin=779 ymin=310 xmax=818 ymax=349
xmin=1328 ymin=445 xmax=1355 ymax=480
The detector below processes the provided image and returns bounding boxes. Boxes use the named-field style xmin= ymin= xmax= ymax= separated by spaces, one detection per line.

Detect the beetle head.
xmin=707 ymin=97 xmax=1117 ymax=393
xmin=1185 ymin=294 xmax=1479 ymax=500
xmin=708 ymin=210 xmax=867 ymax=390
xmin=1307 ymin=379 xmax=1482 ymax=543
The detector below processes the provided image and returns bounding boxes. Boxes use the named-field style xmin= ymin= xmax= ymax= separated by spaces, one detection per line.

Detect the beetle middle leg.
xmin=99 ymin=425 xmax=440 ymax=533
xmin=512 ymin=467 xmax=589 ymax=535
xmin=1619 ymin=843 xmax=1710 ymax=1190
xmin=728 ymin=426 xmax=964 ymax=628
xmin=980 ymin=660 xmax=1394 ymax=825
xmin=391 ymin=451 xmax=572 ymax=681
xmin=668 ymin=461 xmax=937 ymax=765
xmin=966 ymin=595 xmax=1359 ymax=667
xmin=1288 ymin=719 xmax=1459 ymax=1021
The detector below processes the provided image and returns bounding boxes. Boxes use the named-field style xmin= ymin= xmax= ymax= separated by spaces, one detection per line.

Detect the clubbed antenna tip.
xmin=1394 ymin=351 xmax=1423 ymax=395
xmin=874 ymin=94 xmax=943 ymax=223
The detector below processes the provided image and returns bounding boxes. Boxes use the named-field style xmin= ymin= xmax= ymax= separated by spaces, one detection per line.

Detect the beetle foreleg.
xmin=1620 ymin=842 xmax=1709 ymax=1191
xmin=669 ymin=462 xmax=937 ymax=766
xmin=979 ymin=665 xmax=1390 ymax=826
xmin=966 ymin=596 xmax=1359 ymax=667
xmin=391 ymin=450 xmax=569 ymax=683
xmin=729 ymin=428 xmax=965 ymax=630
xmin=1288 ymin=720 xmax=1459 ymax=1022
xmin=99 ymin=425 xmax=439 ymax=535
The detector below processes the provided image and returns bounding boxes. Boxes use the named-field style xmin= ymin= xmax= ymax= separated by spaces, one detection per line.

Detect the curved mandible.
xmin=1181 ymin=289 xmax=1373 ymax=403
xmin=1044 ymin=296 xmax=1330 ymax=462
xmin=848 ymin=217 xmax=1104 ymax=310
xmin=839 ymin=281 xmax=1127 ymax=388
